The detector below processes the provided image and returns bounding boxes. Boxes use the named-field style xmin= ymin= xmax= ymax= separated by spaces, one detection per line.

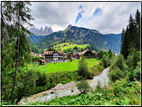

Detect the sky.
xmin=29 ymin=2 xmax=141 ymax=34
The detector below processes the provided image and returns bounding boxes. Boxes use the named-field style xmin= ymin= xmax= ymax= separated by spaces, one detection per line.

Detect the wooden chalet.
xmin=71 ymin=50 xmax=95 ymax=59
xmin=44 ymin=51 xmax=64 ymax=61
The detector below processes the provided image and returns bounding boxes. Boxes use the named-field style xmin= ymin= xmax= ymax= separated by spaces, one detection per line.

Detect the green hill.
xmin=44 ymin=42 xmax=95 ymax=53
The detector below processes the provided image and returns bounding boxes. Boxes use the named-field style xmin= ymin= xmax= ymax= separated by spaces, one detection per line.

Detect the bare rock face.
xmin=29 ymin=26 xmax=53 ymax=36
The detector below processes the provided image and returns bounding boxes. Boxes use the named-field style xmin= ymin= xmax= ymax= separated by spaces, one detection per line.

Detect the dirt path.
xmin=88 ymin=67 xmax=110 ymax=90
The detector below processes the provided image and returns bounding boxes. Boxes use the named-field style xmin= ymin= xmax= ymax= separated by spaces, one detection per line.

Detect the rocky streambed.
xmin=18 ymin=67 xmax=109 ymax=105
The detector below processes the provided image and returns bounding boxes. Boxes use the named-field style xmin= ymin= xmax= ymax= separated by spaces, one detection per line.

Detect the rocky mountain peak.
xmin=29 ymin=26 xmax=53 ymax=36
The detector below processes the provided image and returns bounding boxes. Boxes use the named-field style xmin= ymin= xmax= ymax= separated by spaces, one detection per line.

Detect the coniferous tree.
xmin=2 ymin=1 xmax=34 ymax=102
xmin=135 ymin=9 xmax=140 ymax=50
xmin=121 ymin=10 xmax=140 ymax=59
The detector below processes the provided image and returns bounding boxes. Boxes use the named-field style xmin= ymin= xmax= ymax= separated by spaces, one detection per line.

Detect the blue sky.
xmin=93 ymin=8 xmax=102 ymax=17
xmin=30 ymin=2 xmax=140 ymax=34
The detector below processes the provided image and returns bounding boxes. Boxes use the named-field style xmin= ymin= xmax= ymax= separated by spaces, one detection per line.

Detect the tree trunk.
xmin=10 ymin=2 xmax=20 ymax=102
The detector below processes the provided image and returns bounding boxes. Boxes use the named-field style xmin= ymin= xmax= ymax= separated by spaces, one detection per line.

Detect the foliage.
xmin=32 ymin=56 xmax=44 ymax=62
xmin=109 ymin=54 xmax=128 ymax=82
xmin=34 ymin=70 xmax=82 ymax=94
xmin=48 ymin=47 xmax=55 ymax=51
xmin=90 ymin=64 xmax=104 ymax=76
xmin=126 ymin=51 xmax=140 ymax=71
xmin=77 ymin=80 xmax=91 ymax=93
xmin=67 ymin=53 xmax=72 ymax=62
xmin=15 ymin=70 xmax=38 ymax=103
xmin=2 ymin=1 xmax=34 ymax=102
xmin=101 ymin=54 xmax=110 ymax=68
xmin=133 ymin=62 xmax=140 ymax=81
xmin=78 ymin=55 xmax=92 ymax=79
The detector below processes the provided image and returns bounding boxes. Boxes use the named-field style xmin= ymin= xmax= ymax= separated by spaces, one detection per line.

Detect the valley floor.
xmin=25 ymin=59 xmax=100 ymax=73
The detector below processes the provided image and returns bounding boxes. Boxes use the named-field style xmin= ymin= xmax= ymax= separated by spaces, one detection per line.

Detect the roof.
xmin=44 ymin=51 xmax=64 ymax=55
xmin=73 ymin=50 xmax=91 ymax=56
xmin=81 ymin=50 xmax=90 ymax=55
xmin=39 ymin=59 xmax=46 ymax=62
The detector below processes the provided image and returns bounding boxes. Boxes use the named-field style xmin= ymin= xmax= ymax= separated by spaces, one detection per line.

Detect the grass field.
xmin=25 ymin=59 xmax=100 ymax=73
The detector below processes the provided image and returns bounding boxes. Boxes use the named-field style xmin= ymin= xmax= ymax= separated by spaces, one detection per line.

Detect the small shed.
xmin=38 ymin=59 xmax=46 ymax=65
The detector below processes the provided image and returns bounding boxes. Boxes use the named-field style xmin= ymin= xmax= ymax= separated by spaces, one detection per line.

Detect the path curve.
xmin=88 ymin=67 xmax=110 ymax=90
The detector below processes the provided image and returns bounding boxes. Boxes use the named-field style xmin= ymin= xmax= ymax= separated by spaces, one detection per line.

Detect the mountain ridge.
xmin=29 ymin=25 xmax=121 ymax=53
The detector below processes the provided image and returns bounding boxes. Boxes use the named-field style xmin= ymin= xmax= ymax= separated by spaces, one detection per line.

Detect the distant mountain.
xmin=33 ymin=25 xmax=121 ymax=53
xmin=29 ymin=35 xmax=45 ymax=44
xmin=29 ymin=26 xmax=53 ymax=36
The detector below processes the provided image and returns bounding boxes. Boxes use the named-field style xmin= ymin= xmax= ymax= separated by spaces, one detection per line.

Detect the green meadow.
xmin=44 ymin=42 xmax=90 ymax=52
xmin=25 ymin=59 xmax=100 ymax=73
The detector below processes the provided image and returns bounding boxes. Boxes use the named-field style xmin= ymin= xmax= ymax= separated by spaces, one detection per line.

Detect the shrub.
xmin=126 ymin=51 xmax=140 ymax=71
xmin=36 ymin=71 xmax=48 ymax=86
xmin=67 ymin=53 xmax=72 ymax=62
xmin=78 ymin=55 xmax=91 ymax=79
xmin=77 ymin=80 xmax=91 ymax=93
xmin=91 ymin=64 xmax=104 ymax=76
xmin=109 ymin=54 xmax=128 ymax=82
xmin=101 ymin=54 xmax=110 ymax=68
xmin=134 ymin=62 xmax=140 ymax=81
xmin=16 ymin=70 xmax=38 ymax=103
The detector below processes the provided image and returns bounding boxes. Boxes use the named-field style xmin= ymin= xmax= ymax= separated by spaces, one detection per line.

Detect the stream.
xmin=18 ymin=67 xmax=110 ymax=105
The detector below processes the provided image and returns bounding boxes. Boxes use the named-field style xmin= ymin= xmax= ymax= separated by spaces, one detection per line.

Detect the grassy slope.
xmin=44 ymin=42 xmax=90 ymax=52
xmin=26 ymin=59 xmax=100 ymax=73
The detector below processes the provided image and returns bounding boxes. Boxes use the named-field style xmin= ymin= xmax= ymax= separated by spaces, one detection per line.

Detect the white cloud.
xmin=29 ymin=2 xmax=141 ymax=34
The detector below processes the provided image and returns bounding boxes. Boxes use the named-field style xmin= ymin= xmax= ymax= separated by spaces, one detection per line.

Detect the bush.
xmin=78 ymin=55 xmax=91 ymax=79
xmin=36 ymin=71 xmax=48 ymax=86
xmin=16 ymin=70 xmax=38 ymax=103
xmin=109 ymin=54 xmax=128 ymax=82
xmin=101 ymin=54 xmax=110 ymax=68
xmin=91 ymin=64 xmax=104 ymax=76
xmin=33 ymin=71 xmax=82 ymax=94
xmin=126 ymin=51 xmax=140 ymax=71
xmin=77 ymin=80 xmax=91 ymax=93
xmin=134 ymin=62 xmax=140 ymax=81
xmin=67 ymin=53 xmax=72 ymax=62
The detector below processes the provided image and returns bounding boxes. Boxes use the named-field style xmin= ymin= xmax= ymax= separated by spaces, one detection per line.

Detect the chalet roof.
xmin=44 ymin=51 xmax=64 ymax=55
xmin=73 ymin=50 xmax=91 ymax=55
xmin=81 ymin=50 xmax=90 ymax=55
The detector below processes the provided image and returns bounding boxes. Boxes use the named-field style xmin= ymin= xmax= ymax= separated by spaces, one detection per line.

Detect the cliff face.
xmin=29 ymin=26 xmax=53 ymax=36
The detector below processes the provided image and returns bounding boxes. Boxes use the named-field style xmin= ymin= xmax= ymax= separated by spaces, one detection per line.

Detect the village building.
xmin=93 ymin=52 xmax=99 ymax=58
xmin=44 ymin=51 xmax=64 ymax=61
xmin=71 ymin=50 xmax=95 ymax=59
xmin=31 ymin=52 xmax=42 ymax=57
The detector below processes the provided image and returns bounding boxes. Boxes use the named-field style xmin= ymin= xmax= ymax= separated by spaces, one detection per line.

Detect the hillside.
xmin=35 ymin=25 xmax=121 ymax=53
xmin=44 ymin=42 xmax=96 ymax=53
xmin=26 ymin=37 xmax=40 ymax=53
xmin=29 ymin=35 xmax=45 ymax=44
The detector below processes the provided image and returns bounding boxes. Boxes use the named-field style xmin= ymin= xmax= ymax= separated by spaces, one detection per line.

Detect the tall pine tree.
xmin=121 ymin=10 xmax=140 ymax=59
xmin=2 ymin=1 xmax=34 ymax=102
